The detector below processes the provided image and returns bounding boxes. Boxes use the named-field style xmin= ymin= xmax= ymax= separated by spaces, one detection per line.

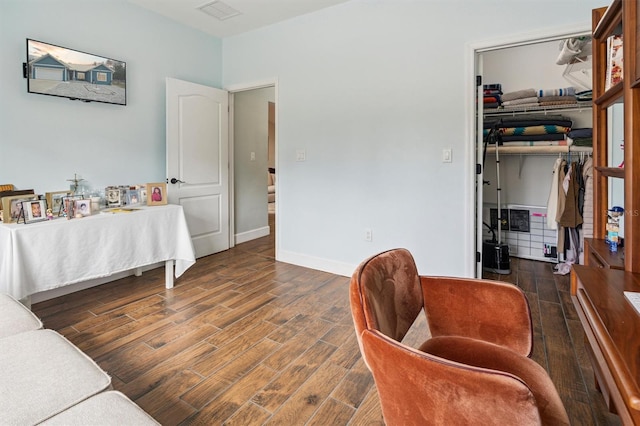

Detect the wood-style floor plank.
xmin=31 ymin=216 xmax=621 ymax=425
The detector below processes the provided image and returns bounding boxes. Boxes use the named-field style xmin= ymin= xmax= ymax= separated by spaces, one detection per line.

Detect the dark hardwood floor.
xmin=32 ymin=214 xmax=621 ymax=425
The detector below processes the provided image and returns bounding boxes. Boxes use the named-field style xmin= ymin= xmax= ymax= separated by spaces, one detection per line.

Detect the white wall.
xmin=222 ymin=0 xmax=603 ymax=277
xmin=0 ymin=0 xmax=222 ymax=194
xmin=233 ymin=87 xmax=275 ymax=238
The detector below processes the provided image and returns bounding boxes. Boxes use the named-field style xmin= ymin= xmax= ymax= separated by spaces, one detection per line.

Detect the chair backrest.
xmin=350 ymin=248 xmax=423 ymax=345
xmin=350 ymin=248 xmax=550 ymax=425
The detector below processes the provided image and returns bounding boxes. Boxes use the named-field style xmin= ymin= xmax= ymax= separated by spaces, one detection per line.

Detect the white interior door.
xmin=166 ymin=77 xmax=229 ymax=258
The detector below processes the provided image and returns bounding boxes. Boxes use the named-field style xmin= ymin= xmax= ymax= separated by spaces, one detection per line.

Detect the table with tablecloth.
xmin=0 ymin=204 xmax=195 ymax=300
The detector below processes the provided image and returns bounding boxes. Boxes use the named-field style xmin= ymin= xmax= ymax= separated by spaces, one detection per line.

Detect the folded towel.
xmin=535 ymin=95 xmax=576 ymax=102
xmin=502 ymin=97 xmax=539 ymax=106
xmin=502 ymin=89 xmax=536 ymax=102
xmin=567 ymin=128 xmax=592 ymax=138
xmin=536 ymin=87 xmax=576 ymax=97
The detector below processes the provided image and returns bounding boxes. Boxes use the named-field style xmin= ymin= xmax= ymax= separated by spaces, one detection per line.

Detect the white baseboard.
xmin=277 ymin=250 xmax=355 ymax=278
xmin=235 ymin=226 xmax=270 ymax=244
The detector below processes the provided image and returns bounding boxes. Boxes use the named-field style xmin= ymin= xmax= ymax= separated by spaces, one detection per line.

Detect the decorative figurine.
xmin=67 ymin=173 xmax=85 ymax=195
xmin=46 ymin=208 xmax=54 ymax=220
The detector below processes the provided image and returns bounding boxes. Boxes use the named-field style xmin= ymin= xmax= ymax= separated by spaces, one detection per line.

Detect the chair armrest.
xmin=420 ymin=276 xmax=533 ymax=357
xmin=362 ymin=329 xmax=544 ymax=425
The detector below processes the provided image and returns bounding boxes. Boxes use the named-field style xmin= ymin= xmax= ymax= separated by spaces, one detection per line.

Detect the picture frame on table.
xmin=23 ymin=200 xmax=47 ymax=224
xmin=146 ymin=183 xmax=167 ymax=206
xmin=1 ymin=194 xmax=39 ymax=223
xmin=61 ymin=195 xmax=84 ymax=218
xmin=74 ymin=199 xmax=91 ymax=217
xmin=126 ymin=189 xmax=140 ymax=205
xmin=106 ymin=187 xmax=122 ymax=207
xmin=139 ymin=186 xmax=147 ymax=204
xmin=45 ymin=191 xmax=72 ymax=216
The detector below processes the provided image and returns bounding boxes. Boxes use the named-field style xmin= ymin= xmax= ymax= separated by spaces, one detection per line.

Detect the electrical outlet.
xmin=296 ymin=149 xmax=306 ymax=161
xmin=364 ymin=228 xmax=373 ymax=242
xmin=250 ymin=152 xmax=256 ymax=161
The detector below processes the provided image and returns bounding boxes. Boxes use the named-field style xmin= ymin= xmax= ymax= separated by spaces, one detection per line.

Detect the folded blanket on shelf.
xmin=500 ymin=125 xmax=571 ymax=136
xmin=576 ymin=90 xmax=592 ymax=101
xmin=502 ymin=96 xmax=539 ymax=106
xmin=484 ymin=115 xmax=573 ymax=129
xmin=536 ymin=87 xmax=576 ymax=97
xmin=484 ymin=89 xmax=503 ymax=96
xmin=484 ymin=102 xmax=500 ymax=109
xmin=501 ymin=140 xmax=570 ymax=146
xmin=483 ymin=83 xmax=502 ymax=91
xmin=567 ymin=128 xmax=592 ymax=138
xmin=502 ymin=89 xmax=536 ymax=102
xmin=499 ymin=102 xmax=540 ymax=110
xmin=502 ymin=133 xmax=566 ymax=142
xmin=567 ymin=137 xmax=592 ymax=146
xmin=538 ymin=100 xmax=578 ymax=107
xmin=483 ymin=96 xmax=501 ymax=103
xmin=535 ymin=95 xmax=576 ymax=102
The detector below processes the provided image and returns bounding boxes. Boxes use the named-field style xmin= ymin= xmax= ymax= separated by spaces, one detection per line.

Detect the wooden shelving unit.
xmin=591 ymin=0 xmax=640 ymax=273
xmin=571 ymin=2 xmax=640 ymax=423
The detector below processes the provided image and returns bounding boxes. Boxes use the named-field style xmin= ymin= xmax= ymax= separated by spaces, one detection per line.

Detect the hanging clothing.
xmin=559 ymin=162 xmax=584 ymax=228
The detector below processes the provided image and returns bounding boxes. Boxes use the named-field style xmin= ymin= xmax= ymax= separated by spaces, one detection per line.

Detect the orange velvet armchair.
xmin=350 ymin=248 xmax=569 ymax=426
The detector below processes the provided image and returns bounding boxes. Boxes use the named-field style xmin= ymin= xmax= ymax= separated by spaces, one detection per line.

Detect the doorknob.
xmin=169 ymin=178 xmax=184 ymax=184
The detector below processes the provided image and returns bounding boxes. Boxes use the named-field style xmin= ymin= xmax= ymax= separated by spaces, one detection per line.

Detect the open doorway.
xmin=229 ymin=83 xmax=277 ymax=252
xmin=469 ymin=26 xmax=592 ymax=278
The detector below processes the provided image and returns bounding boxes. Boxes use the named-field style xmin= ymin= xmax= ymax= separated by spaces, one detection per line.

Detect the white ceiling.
xmin=127 ymin=0 xmax=350 ymax=38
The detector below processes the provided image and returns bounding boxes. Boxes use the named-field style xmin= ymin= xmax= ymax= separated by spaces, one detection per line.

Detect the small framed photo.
xmin=46 ymin=191 xmax=72 ymax=215
xmin=106 ymin=187 xmax=122 ymax=207
xmin=126 ymin=189 xmax=140 ymax=205
xmin=74 ymin=199 xmax=92 ymax=217
xmin=139 ymin=186 xmax=147 ymax=204
xmin=61 ymin=195 xmax=84 ymax=218
xmin=146 ymin=183 xmax=167 ymax=206
xmin=1 ymin=194 xmax=39 ymax=223
xmin=23 ymin=200 xmax=47 ymax=223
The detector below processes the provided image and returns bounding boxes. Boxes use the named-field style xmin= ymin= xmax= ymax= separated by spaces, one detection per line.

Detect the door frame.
xmin=225 ymin=78 xmax=279 ymax=253
xmin=465 ymin=23 xmax=591 ymax=277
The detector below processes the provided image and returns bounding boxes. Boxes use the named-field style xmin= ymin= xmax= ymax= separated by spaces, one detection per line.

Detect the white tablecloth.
xmin=0 ymin=205 xmax=195 ymax=300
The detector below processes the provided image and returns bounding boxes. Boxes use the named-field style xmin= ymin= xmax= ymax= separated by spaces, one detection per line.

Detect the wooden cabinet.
xmin=571 ymin=266 xmax=640 ymax=424
xmin=590 ymin=0 xmax=640 ymax=272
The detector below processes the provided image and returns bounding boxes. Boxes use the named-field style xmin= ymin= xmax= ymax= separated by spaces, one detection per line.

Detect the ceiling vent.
xmin=198 ymin=1 xmax=241 ymax=21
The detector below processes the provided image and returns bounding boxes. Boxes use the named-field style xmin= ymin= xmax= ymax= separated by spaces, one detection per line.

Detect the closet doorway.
xmin=470 ymin=26 xmax=593 ymax=278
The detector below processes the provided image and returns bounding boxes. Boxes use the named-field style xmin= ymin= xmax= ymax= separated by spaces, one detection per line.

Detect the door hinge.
xmin=476 ymin=251 xmax=481 ymax=263
xmin=476 ymin=163 xmax=482 ymax=174
xmin=476 ymin=75 xmax=482 ymax=87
